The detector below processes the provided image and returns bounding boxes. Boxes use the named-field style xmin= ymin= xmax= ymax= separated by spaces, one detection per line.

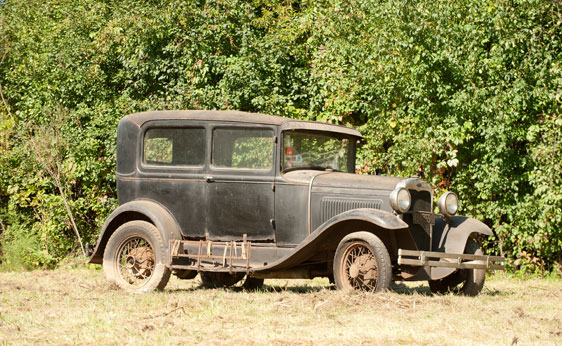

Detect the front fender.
xmin=432 ymin=216 xmax=493 ymax=253
xmin=253 ymin=208 xmax=408 ymax=273
xmin=430 ymin=216 xmax=494 ymax=279
xmin=88 ymin=200 xmax=182 ymax=264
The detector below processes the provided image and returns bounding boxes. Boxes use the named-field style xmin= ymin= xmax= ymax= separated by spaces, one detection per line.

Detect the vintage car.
xmin=88 ymin=110 xmax=504 ymax=294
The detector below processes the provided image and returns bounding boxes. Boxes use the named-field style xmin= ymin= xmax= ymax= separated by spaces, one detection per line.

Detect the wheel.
xmin=200 ymin=272 xmax=244 ymax=288
xmin=173 ymin=269 xmax=197 ymax=280
xmin=333 ymin=232 xmax=392 ymax=292
xmin=428 ymin=239 xmax=486 ymax=296
xmin=103 ymin=221 xmax=171 ymax=292
xmin=242 ymin=277 xmax=264 ymax=290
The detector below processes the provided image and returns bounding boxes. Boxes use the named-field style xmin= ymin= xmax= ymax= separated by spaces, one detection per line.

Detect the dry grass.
xmin=0 ymin=267 xmax=560 ymax=345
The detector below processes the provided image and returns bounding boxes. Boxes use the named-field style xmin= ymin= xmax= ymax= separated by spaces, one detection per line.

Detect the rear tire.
xmin=333 ymin=232 xmax=392 ymax=292
xmin=243 ymin=277 xmax=264 ymax=290
xmin=173 ymin=269 xmax=198 ymax=280
xmin=200 ymin=272 xmax=244 ymax=288
xmin=428 ymin=239 xmax=486 ymax=296
xmin=103 ymin=221 xmax=171 ymax=292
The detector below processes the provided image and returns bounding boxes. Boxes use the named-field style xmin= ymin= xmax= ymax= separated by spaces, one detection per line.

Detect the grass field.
xmin=0 ymin=266 xmax=560 ymax=345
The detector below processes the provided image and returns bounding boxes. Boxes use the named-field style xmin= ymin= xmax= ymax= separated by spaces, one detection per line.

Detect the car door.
xmin=206 ymin=124 xmax=277 ymax=241
xmin=137 ymin=121 xmax=208 ymax=238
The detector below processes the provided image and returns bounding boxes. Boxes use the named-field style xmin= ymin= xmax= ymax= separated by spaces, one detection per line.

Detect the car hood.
xmin=282 ymin=170 xmax=406 ymax=191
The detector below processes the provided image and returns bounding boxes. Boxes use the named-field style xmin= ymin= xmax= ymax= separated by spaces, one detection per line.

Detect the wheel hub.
xmin=126 ymin=246 xmax=154 ymax=279
xmin=349 ymin=254 xmax=377 ymax=280
xmin=349 ymin=263 xmax=360 ymax=278
xmin=343 ymin=243 xmax=379 ymax=290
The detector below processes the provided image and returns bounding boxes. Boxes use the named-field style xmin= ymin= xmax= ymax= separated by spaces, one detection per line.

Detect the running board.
xmin=397 ymin=249 xmax=505 ymax=270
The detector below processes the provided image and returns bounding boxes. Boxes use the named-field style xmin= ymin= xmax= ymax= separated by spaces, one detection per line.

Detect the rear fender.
xmin=88 ymin=200 xmax=182 ymax=265
xmin=253 ymin=208 xmax=408 ymax=273
xmin=430 ymin=216 xmax=493 ymax=279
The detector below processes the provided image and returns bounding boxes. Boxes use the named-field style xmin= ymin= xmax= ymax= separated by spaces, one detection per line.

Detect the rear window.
xmin=212 ymin=128 xmax=274 ymax=169
xmin=144 ymin=128 xmax=205 ymax=166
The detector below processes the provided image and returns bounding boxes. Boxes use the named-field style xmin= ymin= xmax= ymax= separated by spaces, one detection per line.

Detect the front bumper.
xmin=397 ymin=249 xmax=505 ymax=270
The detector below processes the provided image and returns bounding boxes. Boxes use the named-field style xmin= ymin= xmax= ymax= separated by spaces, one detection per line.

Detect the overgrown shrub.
xmin=0 ymin=0 xmax=560 ymax=271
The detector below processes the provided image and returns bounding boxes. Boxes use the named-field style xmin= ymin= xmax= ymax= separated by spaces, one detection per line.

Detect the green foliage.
xmin=0 ymin=228 xmax=55 ymax=271
xmin=0 ymin=0 xmax=560 ymax=271
xmin=230 ymin=135 xmax=274 ymax=169
xmin=145 ymin=137 xmax=174 ymax=164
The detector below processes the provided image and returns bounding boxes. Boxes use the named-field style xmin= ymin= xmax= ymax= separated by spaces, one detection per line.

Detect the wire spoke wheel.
xmin=103 ymin=221 xmax=171 ymax=292
xmin=341 ymin=242 xmax=379 ymax=291
xmin=333 ymin=232 xmax=392 ymax=293
xmin=117 ymin=237 xmax=155 ymax=288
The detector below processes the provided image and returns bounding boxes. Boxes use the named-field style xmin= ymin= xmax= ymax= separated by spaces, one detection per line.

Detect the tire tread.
xmin=103 ymin=220 xmax=171 ymax=292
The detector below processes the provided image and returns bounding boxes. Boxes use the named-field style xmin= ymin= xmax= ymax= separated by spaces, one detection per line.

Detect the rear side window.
xmin=144 ymin=128 xmax=205 ymax=166
xmin=212 ymin=128 xmax=274 ymax=169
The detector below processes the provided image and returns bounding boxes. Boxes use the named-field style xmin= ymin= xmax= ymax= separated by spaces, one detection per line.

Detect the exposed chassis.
xmin=170 ymin=238 xmax=506 ymax=275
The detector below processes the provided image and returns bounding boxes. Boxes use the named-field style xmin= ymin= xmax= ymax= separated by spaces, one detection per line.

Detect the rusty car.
xmin=88 ymin=110 xmax=505 ymax=294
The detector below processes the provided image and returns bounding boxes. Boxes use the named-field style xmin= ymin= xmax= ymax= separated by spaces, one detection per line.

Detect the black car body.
xmin=89 ymin=110 xmax=504 ymax=294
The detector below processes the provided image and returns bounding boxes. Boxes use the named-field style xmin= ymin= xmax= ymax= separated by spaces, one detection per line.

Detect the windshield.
xmin=282 ymin=130 xmax=355 ymax=173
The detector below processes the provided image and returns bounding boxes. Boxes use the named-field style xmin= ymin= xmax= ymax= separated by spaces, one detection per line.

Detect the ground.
xmin=0 ymin=267 xmax=560 ymax=345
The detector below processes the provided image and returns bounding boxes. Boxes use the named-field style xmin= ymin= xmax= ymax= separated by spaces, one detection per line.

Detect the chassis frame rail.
xmin=397 ymin=249 xmax=505 ymax=270
xmin=170 ymin=237 xmax=252 ymax=273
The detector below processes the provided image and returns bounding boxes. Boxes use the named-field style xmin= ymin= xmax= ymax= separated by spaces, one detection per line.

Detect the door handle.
xmin=205 ymin=176 xmax=214 ymax=183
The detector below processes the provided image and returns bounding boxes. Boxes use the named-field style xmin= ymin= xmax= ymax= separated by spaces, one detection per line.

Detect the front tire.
xmin=333 ymin=232 xmax=392 ymax=292
xmin=103 ymin=221 xmax=171 ymax=292
xmin=428 ymin=239 xmax=486 ymax=296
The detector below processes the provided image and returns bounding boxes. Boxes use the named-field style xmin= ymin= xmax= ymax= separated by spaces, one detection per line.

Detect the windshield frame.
xmin=280 ymin=129 xmax=357 ymax=174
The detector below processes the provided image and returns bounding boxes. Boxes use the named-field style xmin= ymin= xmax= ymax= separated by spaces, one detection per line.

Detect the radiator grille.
xmin=404 ymin=189 xmax=433 ymax=251
xmin=409 ymin=190 xmax=432 ymax=212
xmin=321 ymin=197 xmax=382 ymax=223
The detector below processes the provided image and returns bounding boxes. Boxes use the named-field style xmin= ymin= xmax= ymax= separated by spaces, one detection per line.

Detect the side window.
xmin=144 ymin=128 xmax=205 ymax=166
xmin=212 ymin=128 xmax=274 ymax=169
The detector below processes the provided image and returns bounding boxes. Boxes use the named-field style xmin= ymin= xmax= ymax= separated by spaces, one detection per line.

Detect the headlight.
xmin=438 ymin=191 xmax=459 ymax=218
xmin=390 ymin=188 xmax=411 ymax=214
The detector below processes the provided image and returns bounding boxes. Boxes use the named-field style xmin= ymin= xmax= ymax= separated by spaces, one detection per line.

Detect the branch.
xmin=0 ymin=38 xmax=8 ymax=66
xmin=0 ymin=49 xmax=6 ymax=66
xmin=55 ymin=181 xmax=86 ymax=257
xmin=0 ymin=215 xmax=6 ymax=234
xmin=27 ymin=115 xmax=86 ymax=258
xmin=0 ymin=83 xmax=14 ymax=121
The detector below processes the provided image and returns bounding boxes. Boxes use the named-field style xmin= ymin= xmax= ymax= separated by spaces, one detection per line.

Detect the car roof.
xmin=125 ymin=110 xmax=363 ymax=138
